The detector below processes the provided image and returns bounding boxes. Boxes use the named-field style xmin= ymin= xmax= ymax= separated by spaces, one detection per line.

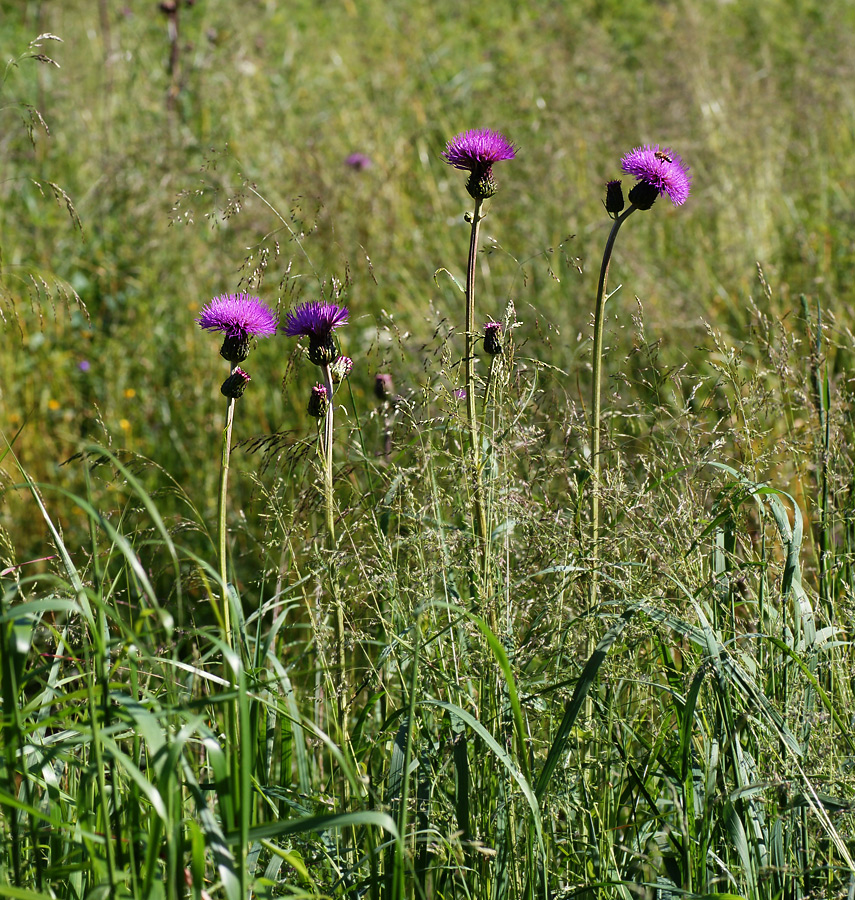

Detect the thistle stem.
xmin=319 ymin=363 xmax=350 ymax=806
xmin=464 ymin=198 xmax=491 ymax=607
xmin=217 ymin=374 xmax=237 ymax=651
xmin=589 ymin=206 xmax=635 ymax=609
xmin=320 ymin=364 xmax=335 ymax=546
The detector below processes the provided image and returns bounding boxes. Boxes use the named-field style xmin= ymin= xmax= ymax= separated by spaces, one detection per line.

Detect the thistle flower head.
xmin=197 ymin=292 xmax=278 ymax=362
xmin=620 ymin=145 xmax=691 ymax=208
xmin=283 ymin=300 xmax=349 ymax=366
xmin=442 ymin=128 xmax=517 ymax=199
xmin=283 ymin=301 xmax=349 ymax=340
xmin=198 ymin=293 xmax=278 ymax=338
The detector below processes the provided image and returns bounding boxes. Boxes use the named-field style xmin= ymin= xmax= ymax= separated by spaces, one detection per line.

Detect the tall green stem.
xmin=589 ymin=207 xmax=634 ymax=610
xmin=464 ymin=198 xmax=491 ymax=609
xmin=319 ymin=363 xmax=350 ymax=806
xmin=217 ymin=375 xmax=237 ymax=650
xmin=320 ymin=364 xmax=335 ymax=545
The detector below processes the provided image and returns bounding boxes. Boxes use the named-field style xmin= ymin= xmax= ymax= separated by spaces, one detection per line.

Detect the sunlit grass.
xmin=3 ymin=0 xmax=855 ymax=897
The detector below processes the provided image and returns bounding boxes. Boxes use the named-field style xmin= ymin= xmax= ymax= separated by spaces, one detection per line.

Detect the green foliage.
xmin=4 ymin=0 xmax=855 ymax=898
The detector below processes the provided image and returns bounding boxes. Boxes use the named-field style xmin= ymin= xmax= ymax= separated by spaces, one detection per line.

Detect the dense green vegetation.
xmin=4 ymin=0 xmax=855 ymax=897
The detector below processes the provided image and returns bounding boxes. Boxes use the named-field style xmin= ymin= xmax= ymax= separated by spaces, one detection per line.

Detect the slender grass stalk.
xmin=393 ymin=612 xmax=420 ymax=900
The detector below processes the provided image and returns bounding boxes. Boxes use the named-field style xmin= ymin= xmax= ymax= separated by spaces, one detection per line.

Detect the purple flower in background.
xmin=198 ymin=292 xmax=278 ymax=362
xmin=283 ymin=300 xmax=349 ymax=366
xmin=620 ymin=145 xmax=691 ymax=208
xmin=345 ymin=152 xmax=373 ymax=171
xmin=374 ymin=373 xmax=394 ymax=401
xmin=78 ymin=360 xmax=91 ymax=372
xmin=442 ymin=128 xmax=517 ymax=199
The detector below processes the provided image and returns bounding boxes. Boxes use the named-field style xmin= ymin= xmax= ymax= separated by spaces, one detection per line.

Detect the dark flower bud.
xmin=221 ymin=367 xmax=251 ymax=399
xmin=307 ymin=336 xmax=338 ymax=367
xmin=484 ymin=321 xmax=503 ymax=356
xmin=220 ymin=333 xmax=251 ymax=363
xmin=307 ymin=383 xmax=328 ymax=418
xmin=374 ymin=373 xmax=394 ymax=401
xmin=628 ymin=180 xmax=659 ymax=211
xmin=605 ymin=180 xmax=625 ymax=215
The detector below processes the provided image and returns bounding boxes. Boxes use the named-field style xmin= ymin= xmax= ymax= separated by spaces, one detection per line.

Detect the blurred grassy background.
xmin=3 ymin=0 xmax=855 ymax=570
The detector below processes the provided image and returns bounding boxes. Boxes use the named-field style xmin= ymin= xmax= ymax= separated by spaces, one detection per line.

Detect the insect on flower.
xmin=654 ymin=150 xmax=673 ymax=163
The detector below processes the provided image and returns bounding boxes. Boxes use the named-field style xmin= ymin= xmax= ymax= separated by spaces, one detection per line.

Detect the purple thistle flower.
xmin=442 ymin=129 xmax=517 ymax=171
xmin=197 ymin=292 xmax=278 ymax=362
xmin=442 ymin=128 xmax=517 ymax=199
xmin=620 ymin=145 xmax=691 ymax=208
xmin=198 ymin=293 xmax=278 ymax=338
xmin=283 ymin=300 xmax=349 ymax=366
xmin=283 ymin=300 xmax=349 ymax=339
xmin=345 ymin=152 xmax=373 ymax=171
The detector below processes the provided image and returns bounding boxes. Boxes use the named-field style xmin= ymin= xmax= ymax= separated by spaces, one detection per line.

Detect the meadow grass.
xmin=3 ymin=0 xmax=855 ymax=897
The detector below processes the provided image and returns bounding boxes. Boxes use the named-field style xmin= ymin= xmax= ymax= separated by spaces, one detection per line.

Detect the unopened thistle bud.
xmin=605 ymin=180 xmax=625 ymax=216
xmin=483 ymin=321 xmax=503 ymax=356
xmin=330 ymin=355 xmax=353 ymax=383
xmin=374 ymin=373 xmax=394 ymax=401
xmin=221 ymin=367 xmax=251 ymax=399
xmin=307 ymin=383 xmax=328 ymax=418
